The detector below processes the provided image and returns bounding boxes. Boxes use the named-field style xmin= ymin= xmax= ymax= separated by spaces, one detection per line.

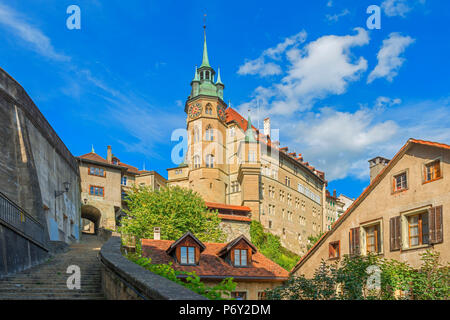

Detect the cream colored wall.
xmin=294 ymin=144 xmax=450 ymax=278
xmin=204 ymin=280 xmax=283 ymax=300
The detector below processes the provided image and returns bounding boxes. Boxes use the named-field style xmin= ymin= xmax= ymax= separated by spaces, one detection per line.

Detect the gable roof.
xmin=217 ymin=234 xmax=257 ymax=257
xmin=142 ymin=236 xmax=289 ymax=280
xmin=166 ymin=231 xmax=206 ymax=255
xmin=290 ymin=138 xmax=450 ymax=275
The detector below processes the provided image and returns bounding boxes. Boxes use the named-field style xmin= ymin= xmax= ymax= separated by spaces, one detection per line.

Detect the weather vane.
xmin=203 ymin=13 xmax=207 ymax=30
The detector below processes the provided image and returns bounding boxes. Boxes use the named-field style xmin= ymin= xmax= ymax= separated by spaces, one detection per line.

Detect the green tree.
xmin=119 ymin=186 xmax=226 ymax=247
xmin=307 ymin=231 xmax=325 ymax=250
xmin=250 ymin=221 xmax=300 ymax=271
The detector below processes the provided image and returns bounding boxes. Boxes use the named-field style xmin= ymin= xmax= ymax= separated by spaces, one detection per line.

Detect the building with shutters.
xmin=291 ymin=139 xmax=449 ymax=278
xmin=166 ymin=29 xmax=327 ymax=256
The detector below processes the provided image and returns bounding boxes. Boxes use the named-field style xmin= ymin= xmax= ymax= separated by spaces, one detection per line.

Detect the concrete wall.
xmin=293 ymin=143 xmax=450 ymax=278
xmin=0 ymin=67 xmax=80 ymax=276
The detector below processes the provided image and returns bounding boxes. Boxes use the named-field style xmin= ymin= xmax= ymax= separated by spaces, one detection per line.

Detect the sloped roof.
xmin=290 ymin=138 xmax=450 ymax=275
xmin=206 ymin=202 xmax=251 ymax=212
xmin=142 ymin=237 xmax=289 ymax=280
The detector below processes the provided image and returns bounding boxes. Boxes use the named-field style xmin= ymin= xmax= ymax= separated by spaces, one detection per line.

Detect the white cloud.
xmin=237 ymin=30 xmax=307 ymax=77
xmin=327 ymin=1 xmax=333 ymax=7
xmin=367 ymin=33 xmax=414 ymax=83
xmin=0 ymin=3 xmax=69 ymax=61
xmin=285 ymin=105 xmax=398 ymax=180
xmin=381 ymin=0 xmax=426 ymax=17
xmin=243 ymin=28 xmax=370 ymax=116
xmin=326 ymin=9 xmax=350 ymax=22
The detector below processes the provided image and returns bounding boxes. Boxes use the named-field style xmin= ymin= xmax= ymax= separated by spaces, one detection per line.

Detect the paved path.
xmin=0 ymin=234 xmax=105 ymax=300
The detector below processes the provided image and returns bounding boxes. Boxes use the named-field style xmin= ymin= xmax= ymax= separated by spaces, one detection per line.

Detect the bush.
xmin=266 ymin=249 xmax=450 ymax=300
xmin=127 ymin=253 xmax=236 ymax=300
xmin=250 ymin=221 xmax=300 ymax=271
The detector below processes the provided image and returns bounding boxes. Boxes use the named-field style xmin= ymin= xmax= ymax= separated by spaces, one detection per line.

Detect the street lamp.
xmin=55 ymin=181 xmax=71 ymax=220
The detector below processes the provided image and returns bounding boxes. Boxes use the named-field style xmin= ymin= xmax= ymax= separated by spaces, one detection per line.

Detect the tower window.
xmin=193 ymin=155 xmax=200 ymax=169
xmin=205 ymin=71 xmax=210 ymax=80
xmin=200 ymin=72 xmax=204 ymax=80
xmin=205 ymin=125 xmax=214 ymax=141
xmin=206 ymin=154 xmax=214 ymax=168
xmin=193 ymin=126 xmax=200 ymax=143
xmin=205 ymin=104 xmax=213 ymax=115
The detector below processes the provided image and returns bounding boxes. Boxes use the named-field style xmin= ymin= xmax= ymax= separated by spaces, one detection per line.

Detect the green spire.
xmin=245 ymin=110 xmax=256 ymax=143
xmin=200 ymin=28 xmax=210 ymax=68
xmin=216 ymin=67 xmax=223 ymax=85
xmin=193 ymin=65 xmax=199 ymax=81
xmin=91 ymin=144 xmax=95 ymax=153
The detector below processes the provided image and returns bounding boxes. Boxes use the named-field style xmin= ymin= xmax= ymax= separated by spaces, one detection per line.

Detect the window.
xmin=329 ymin=241 xmax=340 ymax=259
xmin=180 ymin=246 xmax=195 ymax=265
xmin=393 ymin=172 xmax=407 ymax=192
xmin=206 ymin=154 xmax=214 ymax=168
xmin=407 ymin=213 xmax=429 ymax=247
xmin=89 ymin=167 xmax=105 ymax=177
xmin=231 ymin=292 xmax=247 ymax=300
xmin=89 ymin=186 xmax=104 ymax=197
xmin=205 ymin=125 xmax=214 ymax=141
xmin=268 ymin=220 xmax=272 ymax=228
xmin=248 ymin=151 xmax=256 ymax=163
xmin=193 ymin=155 xmax=200 ymax=169
xmin=258 ymin=291 xmax=267 ymax=300
xmin=194 ymin=126 xmax=200 ymax=143
xmin=121 ymin=176 xmax=127 ymax=186
xmin=234 ymin=249 xmax=248 ymax=267
xmin=285 ymin=176 xmax=290 ymax=187
xmin=205 ymin=104 xmax=213 ymax=115
xmin=229 ymin=127 xmax=235 ymax=137
xmin=231 ymin=181 xmax=239 ymax=193
xmin=424 ymin=160 xmax=441 ymax=182
xmin=364 ymin=224 xmax=381 ymax=254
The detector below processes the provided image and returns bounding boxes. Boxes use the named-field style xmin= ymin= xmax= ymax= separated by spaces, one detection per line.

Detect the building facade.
xmin=166 ymin=31 xmax=327 ymax=255
xmin=292 ymin=139 xmax=449 ymax=278
xmin=142 ymin=232 xmax=289 ymax=300
xmin=77 ymin=145 xmax=166 ymax=232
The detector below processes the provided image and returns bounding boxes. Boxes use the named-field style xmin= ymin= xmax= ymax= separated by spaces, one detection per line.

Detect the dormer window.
xmin=234 ymin=249 xmax=248 ymax=267
xmin=180 ymin=246 xmax=195 ymax=265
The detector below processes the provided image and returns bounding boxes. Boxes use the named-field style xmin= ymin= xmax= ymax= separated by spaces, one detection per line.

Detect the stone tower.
xmin=184 ymin=28 xmax=228 ymax=203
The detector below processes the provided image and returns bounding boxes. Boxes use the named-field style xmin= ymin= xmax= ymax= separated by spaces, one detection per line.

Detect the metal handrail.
xmin=0 ymin=190 xmax=46 ymax=246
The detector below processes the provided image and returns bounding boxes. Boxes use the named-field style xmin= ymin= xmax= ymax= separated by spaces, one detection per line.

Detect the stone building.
xmin=324 ymin=190 xmax=345 ymax=231
xmin=77 ymin=146 xmax=166 ymax=232
xmin=166 ymin=31 xmax=327 ymax=255
xmin=291 ymin=139 xmax=449 ymax=278
xmin=0 ymin=67 xmax=81 ymax=277
xmin=142 ymin=231 xmax=289 ymax=300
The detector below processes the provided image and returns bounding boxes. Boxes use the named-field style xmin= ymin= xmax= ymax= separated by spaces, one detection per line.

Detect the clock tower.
xmin=184 ymin=28 xmax=228 ymax=203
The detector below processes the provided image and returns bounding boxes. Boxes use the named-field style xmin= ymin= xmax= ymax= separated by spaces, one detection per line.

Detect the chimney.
xmin=264 ymin=117 xmax=271 ymax=137
xmin=368 ymin=157 xmax=390 ymax=183
xmin=153 ymin=227 xmax=160 ymax=240
xmin=107 ymin=145 xmax=112 ymax=163
xmin=333 ymin=189 xmax=336 ymax=198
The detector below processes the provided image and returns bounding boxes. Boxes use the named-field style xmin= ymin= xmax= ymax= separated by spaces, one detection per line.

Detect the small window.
xmin=193 ymin=155 xmax=200 ymax=169
xmin=89 ymin=186 xmax=104 ymax=197
xmin=234 ymin=249 xmax=247 ymax=267
xmin=329 ymin=241 xmax=340 ymax=259
xmin=365 ymin=224 xmax=381 ymax=253
xmin=89 ymin=167 xmax=105 ymax=177
xmin=408 ymin=213 xmax=429 ymax=247
xmin=231 ymin=292 xmax=247 ymax=300
xmin=180 ymin=246 xmax=196 ymax=265
xmin=205 ymin=125 xmax=214 ymax=141
xmin=393 ymin=172 xmax=407 ymax=192
xmin=206 ymin=154 xmax=214 ymax=168
xmin=424 ymin=160 xmax=441 ymax=182
xmin=121 ymin=176 xmax=127 ymax=186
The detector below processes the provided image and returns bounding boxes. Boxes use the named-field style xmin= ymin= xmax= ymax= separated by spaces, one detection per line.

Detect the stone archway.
xmin=81 ymin=204 xmax=102 ymax=234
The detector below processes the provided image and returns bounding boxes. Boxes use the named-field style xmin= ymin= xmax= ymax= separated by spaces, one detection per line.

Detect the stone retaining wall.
xmin=99 ymin=236 xmax=207 ymax=300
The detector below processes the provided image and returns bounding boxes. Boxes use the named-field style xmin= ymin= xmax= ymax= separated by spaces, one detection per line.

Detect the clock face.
xmin=188 ymin=103 xmax=202 ymax=119
xmin=217 ymin=105 xmax=226 ymax=122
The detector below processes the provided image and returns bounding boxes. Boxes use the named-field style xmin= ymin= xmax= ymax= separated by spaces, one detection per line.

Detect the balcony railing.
xmin=0 ymin=190 xmax=46 ymax=247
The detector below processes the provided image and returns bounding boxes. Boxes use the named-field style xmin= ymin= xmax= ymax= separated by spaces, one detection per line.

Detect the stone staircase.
xmin=0 ymin=234 xmax=105 ymax=300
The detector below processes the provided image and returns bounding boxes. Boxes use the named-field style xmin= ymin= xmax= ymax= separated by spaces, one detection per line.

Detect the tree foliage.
xmin=266 ymin=250 xmax=449 ymax=300
xmin=307 ymin=231 xmax=325 ymax=250
xmin=250 ymin=221 xmax=300 ymax=271
xmin=118 ymin=185 xmax=226 ymax=247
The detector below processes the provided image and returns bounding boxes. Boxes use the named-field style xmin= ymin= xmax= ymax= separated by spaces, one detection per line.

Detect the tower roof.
xmin=200 ymin=28 xmax=210 ymax=68
xmin=245 ymin=111 xmax=256 ymax=143
xmin=216 ymin=67 xmax=223 ymax=85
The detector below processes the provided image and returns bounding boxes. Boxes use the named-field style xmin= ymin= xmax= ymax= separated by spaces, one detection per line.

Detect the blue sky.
xmin=0 ymin=0 xmax=449 ymax=200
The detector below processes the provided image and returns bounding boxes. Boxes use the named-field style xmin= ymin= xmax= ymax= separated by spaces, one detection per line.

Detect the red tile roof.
xmin=206 ymin=202 xmax=251 ymax=212
xmin=290 ymin=138 xmax=450 ymax=275
xmin=78 ymin=152 xmax=111 ymax=165
xmin=78 ymin=152 xmax=145 ymax=175
xmin=141 ymin=239 xmax=289 ymax=280
xmin=225 ymin=107 xmax=324 ymax=181
xmin=217 ymin=214 xmax=252 ymax=222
